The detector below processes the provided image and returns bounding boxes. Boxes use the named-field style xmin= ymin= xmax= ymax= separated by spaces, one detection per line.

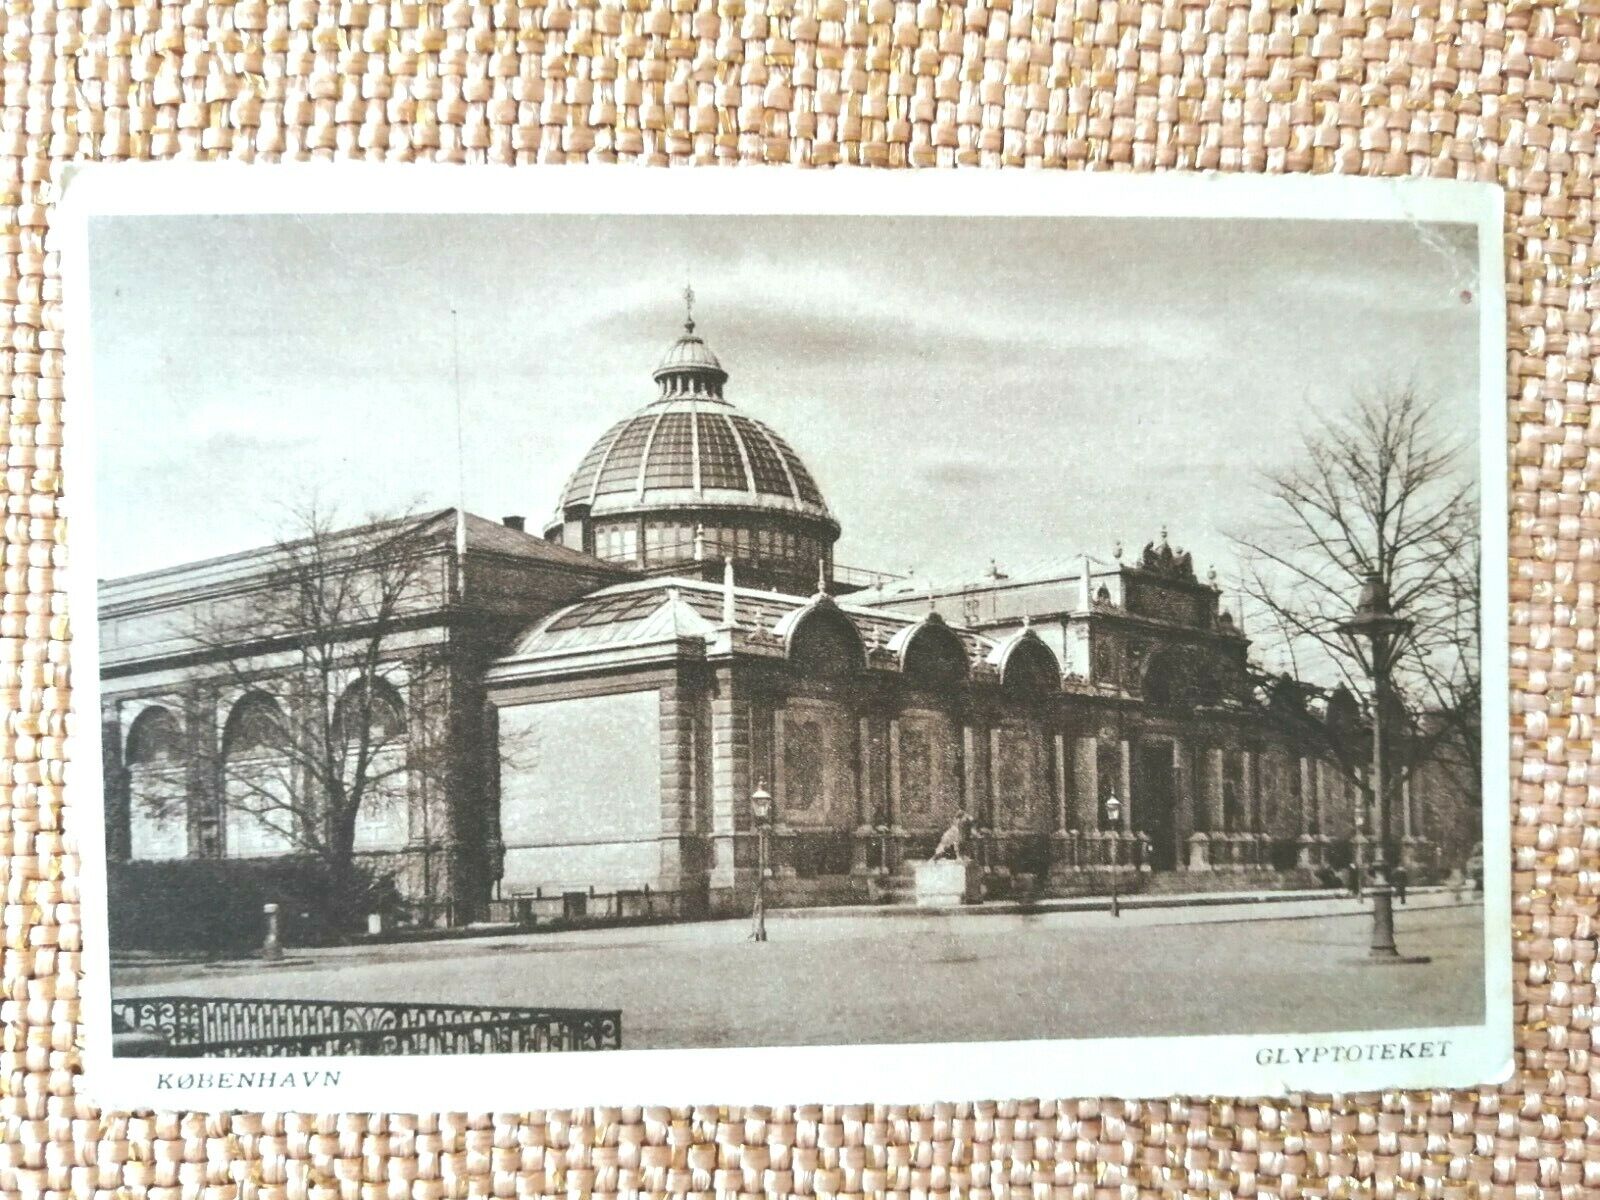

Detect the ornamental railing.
xmin=112 ymin=996 xmax=622 ymax=1058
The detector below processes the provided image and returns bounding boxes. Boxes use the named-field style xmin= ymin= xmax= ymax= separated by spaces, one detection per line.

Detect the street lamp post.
xmin=1104 ymin=794 xmax=1122 ymax=918
xmin=1336 ymin=573 xmax=1418 ymax=963
xmin=749 ymin=781 xmax=773 ymax=943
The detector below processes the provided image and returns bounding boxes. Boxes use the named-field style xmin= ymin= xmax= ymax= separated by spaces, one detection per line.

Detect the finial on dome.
xmin=1160 ymin=523 xmax=1169 ymax=544
xmin=1113 ymin=540 xmax=1123 ymax=561
xmin=683 ymin=280 xmax=696 ymax=333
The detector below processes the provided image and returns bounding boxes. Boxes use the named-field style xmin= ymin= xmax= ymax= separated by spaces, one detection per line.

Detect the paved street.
xmin=116 ymin=896 xmax=1484 ymax=1048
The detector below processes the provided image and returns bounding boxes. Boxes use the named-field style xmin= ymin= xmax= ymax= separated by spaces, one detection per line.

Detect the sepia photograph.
xmin=64 ymin=169 xmax=1508 ymax=1107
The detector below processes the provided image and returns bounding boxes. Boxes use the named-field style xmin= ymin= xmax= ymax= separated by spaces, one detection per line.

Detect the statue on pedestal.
xmin=930 ymin=811 xmax=974 ymax=861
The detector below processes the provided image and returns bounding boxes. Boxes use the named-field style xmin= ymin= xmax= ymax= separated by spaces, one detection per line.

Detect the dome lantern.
xmin=651 ymin=284 xmax=729 ymax=400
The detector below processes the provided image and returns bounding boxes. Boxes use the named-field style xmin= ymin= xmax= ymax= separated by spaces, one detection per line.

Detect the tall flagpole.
xmin=451 ymin=307 xmax=467 ymax=599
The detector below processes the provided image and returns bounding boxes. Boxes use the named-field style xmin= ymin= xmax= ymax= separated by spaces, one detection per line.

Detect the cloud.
xmin=90 ymin=209 xmax=1484 ymax=581
xmin=189 ymin=402 xmax=317 ymax=444
xmin=914 ymin=455 xmax=1005 ymax=488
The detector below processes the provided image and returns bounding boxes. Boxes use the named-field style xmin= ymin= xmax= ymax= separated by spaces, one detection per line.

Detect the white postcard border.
xmin=56 ymin=165 xmax=1512 ymax=1111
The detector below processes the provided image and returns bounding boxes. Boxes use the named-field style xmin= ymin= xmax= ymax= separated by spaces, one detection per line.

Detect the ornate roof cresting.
xmin=1138 ymin=527 xmax=1196 ymax=582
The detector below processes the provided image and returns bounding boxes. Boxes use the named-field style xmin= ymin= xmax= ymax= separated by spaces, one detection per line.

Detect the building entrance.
xmin=1136 ymin=743 xmax=1178 ymax=871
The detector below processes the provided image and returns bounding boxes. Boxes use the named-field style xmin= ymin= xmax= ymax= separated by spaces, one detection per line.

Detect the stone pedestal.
xmin=1296 ymin=834 xmax=1321 ymax=869
xmin=914 ymin=859 xmax=976 ymax=908
xmin=1187 ymin=832 xmax=1211 ymax=870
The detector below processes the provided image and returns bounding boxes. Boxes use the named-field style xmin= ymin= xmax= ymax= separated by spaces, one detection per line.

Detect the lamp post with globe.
xmin=1104 ymin=794 xmax=1123 ymax=918
xmin=1336 ymin=572 xmax=1421 ymax=962
xmin=749 ymin=781 xmax=773 ymax=943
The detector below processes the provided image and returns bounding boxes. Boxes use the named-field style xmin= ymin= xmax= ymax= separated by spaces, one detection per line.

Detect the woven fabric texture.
xmin=0 ymin=0 xmax=1582 ymax=1196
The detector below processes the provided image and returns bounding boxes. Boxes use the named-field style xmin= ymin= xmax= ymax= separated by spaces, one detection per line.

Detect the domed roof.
xmin=552 ymin=318 xmax=835 ymax=528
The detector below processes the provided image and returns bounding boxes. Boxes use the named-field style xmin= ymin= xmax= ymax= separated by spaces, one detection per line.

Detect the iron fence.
xmin=112 ymin=995 xmax=621 ymax=1058
xmin=485 ymin=885 xmax=699 ymax=927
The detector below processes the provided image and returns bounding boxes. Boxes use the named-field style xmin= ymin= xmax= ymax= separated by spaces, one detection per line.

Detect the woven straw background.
xmin=0 ymin=0 xmax=1584 ymax=1196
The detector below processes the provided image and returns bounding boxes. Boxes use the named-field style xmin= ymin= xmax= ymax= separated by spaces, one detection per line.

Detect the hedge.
xmin=109 ymin=857 xmax=397 ymax=955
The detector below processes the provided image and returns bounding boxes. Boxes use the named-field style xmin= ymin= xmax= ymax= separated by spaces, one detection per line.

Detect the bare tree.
xmin=173 ymin=501 xmax=455 ymax=920
xmin=1233 ymin=386 xmax=1480 ymax=802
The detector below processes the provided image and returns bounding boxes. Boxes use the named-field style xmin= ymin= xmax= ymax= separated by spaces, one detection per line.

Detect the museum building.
xmin=99 ymin=310 xmax=1474 ymax=928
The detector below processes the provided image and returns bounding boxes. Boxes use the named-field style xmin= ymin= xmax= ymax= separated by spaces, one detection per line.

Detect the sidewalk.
xmin=113 ymin=886 xmax=1479 ymax=983
xmin=772 ymin=883 xmax=1473 ymax=922
xmin=113 ymin=897 xmax=1486 ymax=1045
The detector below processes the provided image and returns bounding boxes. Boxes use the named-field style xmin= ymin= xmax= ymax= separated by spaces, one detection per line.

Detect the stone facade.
xmin=99 ymin=317 xmax=1480 ymax=934
xmin=99 ymin=510 xmax=628 ymax=924
xmin=481 ymin=568 xmax=1478 ymax=920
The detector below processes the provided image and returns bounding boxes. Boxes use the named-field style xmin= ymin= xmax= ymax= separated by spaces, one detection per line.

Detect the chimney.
xmin=502 ymin=515 xmax=526 ymax=532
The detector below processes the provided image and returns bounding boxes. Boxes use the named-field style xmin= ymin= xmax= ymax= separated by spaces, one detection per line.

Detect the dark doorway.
xmin=1136 ymin=743 xmax=1178 ymax=871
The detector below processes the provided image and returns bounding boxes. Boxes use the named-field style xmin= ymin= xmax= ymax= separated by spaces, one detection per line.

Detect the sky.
xmin=86 ymin=210 xmax=1481 ymax=606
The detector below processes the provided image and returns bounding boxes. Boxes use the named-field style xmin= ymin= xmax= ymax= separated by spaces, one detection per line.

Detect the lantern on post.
xmin=1335 ymin=572 xmax=1423 ymax=963
xmin=1104 ymin=794 xmax=1123 ymax=919
xmin=749 ymin=781 xmax=774 ymax=943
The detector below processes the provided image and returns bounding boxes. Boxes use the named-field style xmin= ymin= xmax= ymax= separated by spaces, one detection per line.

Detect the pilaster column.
xmin=1242 ymin=748 xmax=1259 ymax=867
xmin=1242 ymin=749 xmax=1257 ymax=833
xmin=1296 ymin=756 xmax=1317 ymax=868
xmin=1052 ymin=732 xmax=1069 ymax=833
xmin=989 ymin=726 xmax=1004 ymax=828
xmin=708 ymin=674 xmax=752 ymax=894
xmin=101 ymin=702 xmax=130 ymax=863
xmin=854 ymin=715 xmax=886 ymax=875
xmin=655 ymin=683 xmax=699 ymax=892
xmin=188 ymin=682 xmax=220 ymax=859
xmin=1298 ymin=758 xmax=1313 ymax=835
xmin=1399 ymin=774 xmax=1421 ymax=868
xmin=884 ymin=717 xmax=899 ymax=828
xmin=963 ymin=721 xmax=991 ymax=826
xmin=1049 ymin=730 xmax=1075 ymax=876
xmin=1072 ymin=736 xmax=1098 ymax=831
xmin=1118 ymin=738 xmax=1133 ymax=832
xmin=1207 ymin=747 xmax=1226 ymax=832
xmin=1173 ymin=739 xmax=1193 ymax=849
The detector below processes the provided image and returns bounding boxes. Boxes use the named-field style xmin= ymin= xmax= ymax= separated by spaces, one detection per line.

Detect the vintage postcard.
xmin=58 ymin=167 xmax=1509 ymax=1110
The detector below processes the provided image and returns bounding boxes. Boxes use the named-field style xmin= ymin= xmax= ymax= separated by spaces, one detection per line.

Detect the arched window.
xmin=124 ymin=706 xmax=187 ymax=861
xmin=222 ymin=691 xmax=286 ymax=759
xmin=901 ymin=622 xmax=968 ymax=689
xmin=787 ymin=606 xmax=865 ymax=677
xmin=1001 ymin=637 xmax=1060 ymax=697
xmin=221 ymin=691 xmax=293 ymax=858
xmin=126 ymin=707 xmax=183 ymax=766
xmin=335 ymin=677 xmax=406 ymax=748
